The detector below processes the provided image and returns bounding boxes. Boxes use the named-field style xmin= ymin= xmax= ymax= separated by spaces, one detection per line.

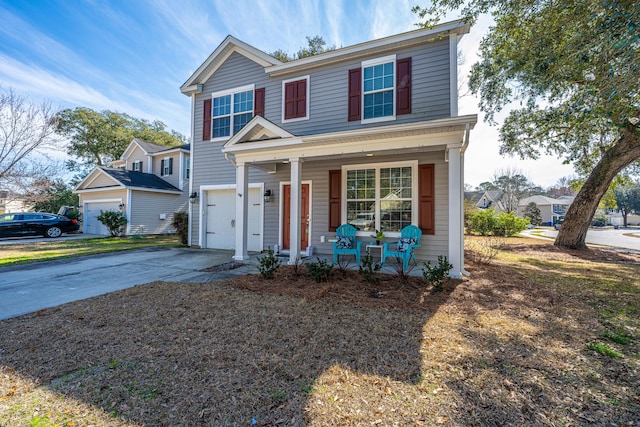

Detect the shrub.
xmin=466 ymin=235 xmax=505 ymax=264
xmin=494 ymin=211 xmax=530 ymax=236
xmin=423 ymin=255 xmax=453 ymax=292
xmin=358 ymin=253 xmax=381 ymax=284
xmin=467 ymin=208 xmax=498 ymax=235
xmin=257 ymin=248 xmax=281 ymax=279
xmin=306 ymin=258 xmax=333 ymax=282
xmin=96 ymin=210 xmax=128 ymax=237
xmin=172 ymin=211 xmax=189 ymax=245
xmin=522 ymin=202 xmax=542 ymax=226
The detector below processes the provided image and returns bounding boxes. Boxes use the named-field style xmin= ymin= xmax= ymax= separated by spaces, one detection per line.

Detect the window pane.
xmin=234 ymin=90 xmax=253 ymax=113
xmin=233 ymin=112 xmax=252 ymax=134
xmin=381 ymin=200 xmax=412 ymax=232
xmin=363 ymin=89 xmax=394 ymax=119
xmin=347 ymin=201 xmax=376 ymax=231
xmin=213 ymin=95 xmax=230 ymax=116
xmin=213 ymin=117 xmax=230 ymax=138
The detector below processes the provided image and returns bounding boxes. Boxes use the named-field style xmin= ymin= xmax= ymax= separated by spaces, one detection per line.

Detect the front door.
xmin=282 ymin=183 xmax=309 ymax=250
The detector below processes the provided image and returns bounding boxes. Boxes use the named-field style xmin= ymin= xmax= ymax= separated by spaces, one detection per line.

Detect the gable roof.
xmin=74 ymin=167 xmax=182 ymax=194
xmin=519 ymin=195 xmax=569 ymax=206
xmin=120 ymin=138 xmax=189 ymax=161
xmin=180 ymin=36 xmax=282 ymax=95
xmin=180 ymin=19 xmax=470 ymax=95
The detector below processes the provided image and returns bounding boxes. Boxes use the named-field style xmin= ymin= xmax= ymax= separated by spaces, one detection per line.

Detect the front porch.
xmin=222 ymin=115 xmax=475 ymax=278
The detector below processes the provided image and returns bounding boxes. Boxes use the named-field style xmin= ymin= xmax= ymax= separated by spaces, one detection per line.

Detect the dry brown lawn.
xmin=1 ymin=236 xmax=639 ymax=426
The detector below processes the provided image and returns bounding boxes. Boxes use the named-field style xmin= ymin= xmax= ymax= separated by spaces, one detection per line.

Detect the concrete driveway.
xmin=0 ymin=247 xmax=258 ymax=321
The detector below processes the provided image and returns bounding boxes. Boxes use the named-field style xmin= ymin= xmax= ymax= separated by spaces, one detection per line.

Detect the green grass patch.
xmin=587 ymin=341 xmax=624 ymax=358
xmin=0 ymin=235 xmax=181 ymax=267
xmin=603 ymin=330 xmax=632 ymax=345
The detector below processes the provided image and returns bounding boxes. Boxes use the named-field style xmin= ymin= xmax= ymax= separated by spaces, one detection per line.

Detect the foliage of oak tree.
xmin=56 ymin=108 xmax=187 ymax=170
xmin=414 ymin=0 xmax=640 ymax=249
xmin=270 ymin=35 xmax=336 ymax=62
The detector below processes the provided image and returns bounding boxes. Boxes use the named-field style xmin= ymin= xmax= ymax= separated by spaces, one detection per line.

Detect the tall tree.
xmin=270 ymin=35 xmax=336 ymax=62
xmin=492 ymin=167 xmax=534 ymax=212
xmin=23 ymin=178 xmax=79 ymax=214
xmin=56 ymin=108 xmax=186 ymax=170
xmin=0 ymin=87 xmax=59 ymax=183
xmin=414 ymin=1 xmax=640 ymax=249
xmin=613 ymin=184 xmax=640 ymax=227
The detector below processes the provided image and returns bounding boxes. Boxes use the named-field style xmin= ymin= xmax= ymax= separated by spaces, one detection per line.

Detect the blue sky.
xmin=0 ymin=0 xmax=573 ymax=187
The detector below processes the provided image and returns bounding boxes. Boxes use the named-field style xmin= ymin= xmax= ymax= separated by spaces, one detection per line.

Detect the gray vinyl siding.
xmin=192 ymin=40 xmax=452 ymax=148
xmin=129 ymin=191 xmax=189 ymax=235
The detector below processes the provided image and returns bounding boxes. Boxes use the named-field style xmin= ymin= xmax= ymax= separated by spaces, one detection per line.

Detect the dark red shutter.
xmin=284 ymin=81 xmax=296 ymax=119
xmin=284 ymin=80 xmax=306 ymax=119
xmin=348 ymin=68 xmax=361 ymax=121
xmin=254 ymin=88 xmax=265 ymax=117
xmin=202 ymin=99 xmax=212 ymax=140
xmin=396 ymin=57 xmax=412 ymax=115
xmin=329 ymin=169 xmax=341 ymax=232
xmin=418 ymin=164 xmax=435 ymax=234
xmin=295 ymin=80 xmax=306 ymax=118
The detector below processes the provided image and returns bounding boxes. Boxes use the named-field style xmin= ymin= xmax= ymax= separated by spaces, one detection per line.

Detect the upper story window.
xmin=161 ymin=157 xmax=173 ymax=176
xmin=282 ymin=75 xmax=309 ymax=123
xmin=210 ymin=84 xmax=254 ymax=141
xmin=348 ymin=55 xmax=411 ymax=123
xmin=362 ymin=56 xmax=395 ymax=122
xmin=132 ymin=161 xmax=142 ymax=172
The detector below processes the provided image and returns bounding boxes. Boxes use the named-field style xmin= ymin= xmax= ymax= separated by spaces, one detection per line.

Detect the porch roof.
xmin=222 ymin=114 xmax=477 ymax=166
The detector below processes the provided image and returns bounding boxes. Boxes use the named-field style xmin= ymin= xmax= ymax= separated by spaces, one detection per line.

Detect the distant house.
xmin=464 ymin=190 xmax=506 ymax=212
xmin=73 ymin=139 xmax=190 ymax=236
xmin=517 ymin=195 xmax=574 ymax=225
xmin=0 ymin=190 xmax=32 ymax=214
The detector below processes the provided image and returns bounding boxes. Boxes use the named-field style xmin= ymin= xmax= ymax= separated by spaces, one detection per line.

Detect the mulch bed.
xmin=0 ymin=238 xmax=639 ymax=426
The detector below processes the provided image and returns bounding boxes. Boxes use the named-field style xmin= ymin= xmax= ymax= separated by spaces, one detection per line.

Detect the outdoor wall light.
xmin=263 ymin=189 xmax=272 ymax=203
xmin=119 ymin=203 xmax=125 ymax=209
xmin=189 ymin=192 xmax=198 ymax=203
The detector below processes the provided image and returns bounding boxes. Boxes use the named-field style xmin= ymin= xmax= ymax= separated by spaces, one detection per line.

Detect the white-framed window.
xmin=161 ymin=157 xmax=173 ymax=176
xmin=185 ymin=157 xmax=190 ymax=180
xmin=281 ymin=75 xmax=309 ymax=123
xmin=362 ymin=54 xmax=396 ymax=123
xmin=343 ymin=160 xmax=417 ymax=234
xmin=211 ymin=84 xmax=255 ymax=141
xmin=132 ymin=161 xmax=142 ymax=172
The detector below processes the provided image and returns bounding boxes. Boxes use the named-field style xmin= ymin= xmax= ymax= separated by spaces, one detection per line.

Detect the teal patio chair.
xmin=382 ymin=225 xmax=422 ymax=269
xmin=332 ymin=224 xmax=362 ymax=264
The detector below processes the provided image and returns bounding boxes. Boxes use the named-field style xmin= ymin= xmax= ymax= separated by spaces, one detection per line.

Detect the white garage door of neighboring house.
xmin=84 ymin=201 xmax=120 ymax=235
xmin=205 ymin=188 xmax=262 ymax=251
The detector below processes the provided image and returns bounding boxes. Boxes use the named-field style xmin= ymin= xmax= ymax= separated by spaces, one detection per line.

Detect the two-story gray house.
xmin=181 ymin=19 xmax=477 ymax=278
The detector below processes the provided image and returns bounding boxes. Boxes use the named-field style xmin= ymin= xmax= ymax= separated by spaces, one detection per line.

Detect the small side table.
xmin=366 ymin=243 xmax=384 ymax=261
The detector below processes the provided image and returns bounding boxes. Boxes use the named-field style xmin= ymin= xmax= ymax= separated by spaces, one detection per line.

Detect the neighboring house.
xmin=181 ymin=20 xmax=477 ymax=278
xmin=517 ymin=195 xmax=574 ymax=225
xmin=74 ymin=139 xmax=190 ymax=236
xmin=464 ymin=190 xmax=505 ymax=211
xmin=0 ymin=190 xmax=33 ymax=213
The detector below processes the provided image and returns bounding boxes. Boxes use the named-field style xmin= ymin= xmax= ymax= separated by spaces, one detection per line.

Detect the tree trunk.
xmin=555 ymin=126 xmax=640 ymax=249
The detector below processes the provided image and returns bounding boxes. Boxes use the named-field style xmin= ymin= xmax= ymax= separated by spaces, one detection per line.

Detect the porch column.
xmin=289 ymin=158 xmax=302 ymax=264
xmin=447 ymin=145 xmax=463 ymax=279
xmin=233 ymin=162 xmax=249 ymax=261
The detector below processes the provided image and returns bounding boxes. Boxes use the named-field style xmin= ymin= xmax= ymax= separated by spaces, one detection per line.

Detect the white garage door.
xmin=84 ymin=201 xmax=120 ymax=235
xmin=205 ymin=188 xmax=262 ymax=251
